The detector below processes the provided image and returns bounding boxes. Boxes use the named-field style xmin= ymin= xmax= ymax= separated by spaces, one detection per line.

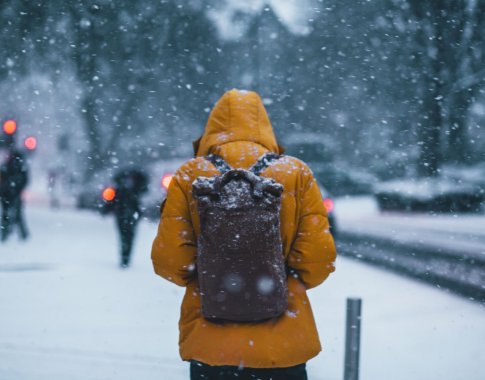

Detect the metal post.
xmin=344 ymin=298 xmax=362 ymax=380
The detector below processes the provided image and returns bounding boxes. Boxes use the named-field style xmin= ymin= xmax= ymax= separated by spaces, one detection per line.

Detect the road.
xmin=0 ymin=204 xmax=484 ymax=380
xmin=334 ymin=196 xmax=485 ymax=301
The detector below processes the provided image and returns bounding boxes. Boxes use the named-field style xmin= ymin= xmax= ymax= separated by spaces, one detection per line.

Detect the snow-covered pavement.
xmin=334 ymin=196 xmax=485 ymax=256
xmin=1 ymin=205 xmax=484 ymax=380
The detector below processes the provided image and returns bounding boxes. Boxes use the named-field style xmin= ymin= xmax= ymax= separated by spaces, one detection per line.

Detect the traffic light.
xmin=1 ymin=120 xmax=38 ymax=152
xmin=1 ymin=119 xmax=17 ymax=149
xmin=2 ymin=119 xmax=17 ymax=135
xmin=24 ymin=136 xmax=37 ymax=151
xmin=102 ymin=187 xmax=116 ymax=202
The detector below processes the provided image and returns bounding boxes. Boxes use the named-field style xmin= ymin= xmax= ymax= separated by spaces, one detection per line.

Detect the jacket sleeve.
xmin=151 ymin=170 xmax=197 ymax=287
xmin=287 ymin=168 xmax=336 ymax=289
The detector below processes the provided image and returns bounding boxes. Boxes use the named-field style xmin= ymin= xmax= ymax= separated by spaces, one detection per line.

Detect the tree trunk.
xmin=418 ymin=82 xmax=443 ymax=177
xmin=69 ymin=3 xmax=105 ymax=179
xmin=416 ymin=2 xmax=445 ymax=177
xmin=447 ymin=90 xmax=470 ymax=164
xmin=81 ymin=95 xmax=104 ymax=177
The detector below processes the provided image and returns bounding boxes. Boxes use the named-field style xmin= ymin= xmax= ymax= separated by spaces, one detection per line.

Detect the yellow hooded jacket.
xmin=151 ymin=89 xmax=336 ymax=368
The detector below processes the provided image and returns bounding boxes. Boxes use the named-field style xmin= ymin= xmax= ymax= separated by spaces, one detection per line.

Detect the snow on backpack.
xmin=192 ymin=153 xmax=288 ymax=322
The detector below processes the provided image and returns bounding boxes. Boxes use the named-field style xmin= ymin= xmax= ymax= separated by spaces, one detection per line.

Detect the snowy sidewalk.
xmin=0 ymin=205 xmax=484 ymax=380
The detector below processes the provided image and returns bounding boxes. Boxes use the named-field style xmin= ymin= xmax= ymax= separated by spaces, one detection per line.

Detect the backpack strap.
xmin=249 ymin=153 xmax=281 ymax=176
xmin=206 ymin=154 xmax=233 ymax=174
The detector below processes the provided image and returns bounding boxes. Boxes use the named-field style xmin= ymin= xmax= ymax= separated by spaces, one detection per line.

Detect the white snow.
xmin=207 ymin=0 xmax=313 ymax=40
xmin=0 ymin=204 xmax=484 ymax=380
xmin=334 ymin=196 xmax=485 ymax=255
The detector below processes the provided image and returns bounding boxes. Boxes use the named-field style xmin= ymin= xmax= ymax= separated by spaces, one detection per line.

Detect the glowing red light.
xmin=161 ymin=174 xmax=173 ymax=190
xmin=24 ymin=136 xmax=37 ymax=150
xmin=323 ymin=198 xmax=334 ymax=213
xmin=3 ymin=119 xmax=17 ymax=135
xmin=102 ymin=187 xmax=116 ymax=202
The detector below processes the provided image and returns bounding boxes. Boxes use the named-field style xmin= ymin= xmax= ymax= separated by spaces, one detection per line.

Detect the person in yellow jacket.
xmin=151 ymin=89 xmax=336 ymax=379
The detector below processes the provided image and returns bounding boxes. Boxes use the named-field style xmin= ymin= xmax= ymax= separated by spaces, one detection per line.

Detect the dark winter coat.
xmin=104 ymin=168 xmax=148 ymax=217
xmin=0 ymin=152 xmax=29 ymax=200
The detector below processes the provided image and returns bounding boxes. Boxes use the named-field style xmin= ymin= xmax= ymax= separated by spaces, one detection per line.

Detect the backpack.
xmin=192 ymin=153 xmax=288 ymax=322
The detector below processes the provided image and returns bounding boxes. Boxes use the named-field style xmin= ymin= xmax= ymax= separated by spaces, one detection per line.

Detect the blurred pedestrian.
xmin=0 ymin=150 xmax=29 ymax=242
xmin=103 ymin=168 xmax=148 ymax=268
xmin=47 ymin=168 xmax=61 ymax=209
xmin=151 ymin=90 xmax=336 ymax=379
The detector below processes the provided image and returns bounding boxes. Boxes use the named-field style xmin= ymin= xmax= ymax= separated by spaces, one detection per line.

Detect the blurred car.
xmin=282 ymin=133 xmax=376 ymax=196
xmin=75 ymin=159 xmax=185 ymax=219
xmin=374 ymin=177 xmax=483 ymax=213
xmin=145 ymin=176 xmax=338 ymax=236
xmin=76 ymin=167 xmax=116 ymax=211
xmin=140 ymin=172 xmax=173 ymax=220
xmin=140 ymin=169 xmax=339 ymax=236
xmin=310 ymin=162 xmax=376 ymax=196
xmin=75 ymin=161 xmax=338 ymax=237
xmin=319 ymin=182 xmax=338 ymax=237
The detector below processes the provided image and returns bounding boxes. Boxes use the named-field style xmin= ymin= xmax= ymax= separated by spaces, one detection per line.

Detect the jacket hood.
xmin=195 ymin=89 xmax=280 ymax=157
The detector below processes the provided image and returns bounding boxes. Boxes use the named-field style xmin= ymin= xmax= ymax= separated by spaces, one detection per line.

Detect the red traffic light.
xmin=323 ymin=198 xmax=334 ymax=213
xmin=102 ymin=187 xmax=116 ymax=202
xmin=161 ymin=173 xmax=173 ymax=190
xmin=24 ymin=136 xmax=37 ymax=150
xmin=3 ymin=119 xmax=17 ymax=135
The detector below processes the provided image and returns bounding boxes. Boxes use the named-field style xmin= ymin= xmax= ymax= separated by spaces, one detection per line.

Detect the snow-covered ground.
xmin=334 ymin=196 xmax=485 ymax=256
xmin=0 ymin=204 xmax=484 ymax=380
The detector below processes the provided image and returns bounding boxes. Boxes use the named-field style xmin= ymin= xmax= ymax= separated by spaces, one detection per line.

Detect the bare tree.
xmin=390 ymin=0 xmax=485 ymax=175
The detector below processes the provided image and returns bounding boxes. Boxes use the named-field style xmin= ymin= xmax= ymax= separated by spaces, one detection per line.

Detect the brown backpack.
xmin=192 ymin=153 xmax=288 ymax=322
